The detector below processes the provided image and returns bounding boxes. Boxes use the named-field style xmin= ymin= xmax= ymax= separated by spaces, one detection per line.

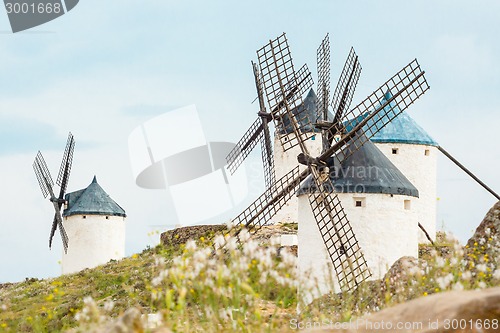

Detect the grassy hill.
xmin=1 ymin=223 xmax=499 ymax=333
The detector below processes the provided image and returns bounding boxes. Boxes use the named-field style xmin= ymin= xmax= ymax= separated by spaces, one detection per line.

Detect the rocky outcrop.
xmin=306 ymin=287 xmax=500 ymax=333
xmin=159 ymin=223 xmax=298 ymax=248
xmin=160 ymin=224 xmax=227 ymax=247
xmin=466 ymin=201 xmax=500 ymax=266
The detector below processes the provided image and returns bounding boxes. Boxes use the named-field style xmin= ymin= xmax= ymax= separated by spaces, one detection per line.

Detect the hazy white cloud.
xmin=432 ymin=34 xmax=495 ymax=84
xmin=1 ymin=0 xmax=499 ymax=283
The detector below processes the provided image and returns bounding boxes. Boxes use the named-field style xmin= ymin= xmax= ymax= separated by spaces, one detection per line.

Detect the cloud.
xmin=431 ymin=34 xmax=495 ymax=84
xmin=120 ymin=104 xmax=182 ymax=117
xmin=0 ymin=115 xmax=64 ymax=155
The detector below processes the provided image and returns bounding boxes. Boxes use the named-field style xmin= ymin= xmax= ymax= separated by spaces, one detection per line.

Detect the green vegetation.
xmin=1 ymin=230 xmax=499 ymax=332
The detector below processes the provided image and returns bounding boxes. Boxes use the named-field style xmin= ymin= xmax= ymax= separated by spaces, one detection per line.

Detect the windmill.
xmin=226 ymin=60 xmax=313 ymax=189
xmin=228 ymin=33 xmax=429 ymax=291
xmin=33 ymin=132 xmax=75 ymax=254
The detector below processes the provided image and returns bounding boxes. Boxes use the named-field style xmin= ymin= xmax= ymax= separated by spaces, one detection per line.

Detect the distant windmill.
xmin=229 ymin=33 xmax=429 ymax=291
xmin=33 ymin=133 xmax=75 ymax=253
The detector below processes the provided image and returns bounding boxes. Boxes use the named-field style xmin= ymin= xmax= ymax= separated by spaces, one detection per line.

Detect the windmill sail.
xmin=33 ymin=133 xmax=75 ymax=253
xmin=232 ymin=33 xmax=430 ymax=291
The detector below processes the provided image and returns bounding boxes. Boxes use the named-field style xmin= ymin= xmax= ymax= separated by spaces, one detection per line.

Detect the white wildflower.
xmin=492 ymin=269 xmax=500 ymax=280
xmin=452 ymin=282 xmax=464 ymax=291
xmin=225 ymin=219 xmax=236 ymax=230
xmin=450 ymin=257 xmax=458 ymax=265
xmin=453 ymin=241 xmax=463 ymax=252
xmin=485 ymin=228 xmax=491 ymax=236
xmin=185 ymin=240 xmax=197 ymax=252
xmin=74 ymin=312 xmax=83 ymax=322
xmin=478 ymin=281 xmax=487 ymax=289
xmin=154 ymin=257 xmax=166 ymax=267
xmin=408 ymin=265 xmax=421 ymax=276
xmin=239 ymin=229 xmax=250 ymax=242
xmin=103 ymin=300 xmax=114 ymax=312
xmin=225 ymin=237 xmax=238 ymax=251
xmin=476 ymin=264 xmax=487 ymax=272
xmin=213 ymin=234 xmax=225 ymax=249
xmin=219 ymin=308 xmax=233 ymax=321
xmin=243 ymin=239 xmax=259 ymax=256
xmin=461 ymin=271 xmax=472 ymax=281
xmin=83 ymin=296 xmax=94 ymax=305
xmin=436 ymin=273 xmax=454 ymax=290
xmin=1 ymin=304 xmax=7 ymax=311
xmin=435 ymin=257 xmax=446 ymax=268
xmin=193 ymin=247 xmax=210 ymax=263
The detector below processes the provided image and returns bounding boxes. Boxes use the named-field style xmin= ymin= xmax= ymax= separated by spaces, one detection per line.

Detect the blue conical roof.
xmin=298 ymin=133 xmax=419 ymax=197
xmin=345 ymin=91 xmax=438 ymax=146
xmin=278 ymin=89 xmax=332 ymax=134
xmin=63 ymin=176 xmax=126 ymax=217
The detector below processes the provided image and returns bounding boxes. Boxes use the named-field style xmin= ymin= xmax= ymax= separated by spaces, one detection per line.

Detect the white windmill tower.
xmin=62 ymin=176 xmax=126 ymax=274
xmin=33 ymin=134 xmax=126 ymax=275
xmin=359 ymin=92 xmax=439 ymax=243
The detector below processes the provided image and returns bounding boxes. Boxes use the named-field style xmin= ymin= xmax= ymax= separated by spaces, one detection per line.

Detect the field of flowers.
xmin=1 ymin=225 xmax=499 ymax=332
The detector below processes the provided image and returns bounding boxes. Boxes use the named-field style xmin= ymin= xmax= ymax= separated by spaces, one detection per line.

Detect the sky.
xmin=0 ymin=0 xmax=499 ymax=283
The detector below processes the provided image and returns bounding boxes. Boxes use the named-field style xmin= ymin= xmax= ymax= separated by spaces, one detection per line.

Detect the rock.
xmin=466 ymin=201 xmax=500 ymax=266
xmin=305 ymin=287 xmax=500 ymax=333
xmin=159 ymin=223 xmax=299 ymax=248
xmin=382 ymin=256 xmax=419 ymax=298
xmin=160 ymin=225 xmax=227 ymax=247
xmin=384 ymin=256 xmax=419 ymax=283
xmin=0 ymin=283 xmax=13 ymax=290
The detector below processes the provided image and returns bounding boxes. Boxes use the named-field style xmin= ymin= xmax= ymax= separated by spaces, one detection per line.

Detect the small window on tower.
xmin=392 ymin=148 xmax=399 ymax=155
xmin=424 ymin=149 xmax=430 ymax=156
xmin=105 ymin=216 xmax=109 ymax=220
xmin=83 ymin=215 xmax=87 ymax=219
xmin=354 ymin=197 xmax=366 ymax=208
xmin=404 ymin=200 xmax=411 ymax=210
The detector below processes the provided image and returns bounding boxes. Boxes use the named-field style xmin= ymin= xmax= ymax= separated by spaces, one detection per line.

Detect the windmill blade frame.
xmin=331 ymin=47 xmax=362 ymax=131
xmin=316 ymin=33 xmax=331 ymax=123
xmin=260 ymin=129 xmax=276 ymax=189
xmin=226 ymin=62 xmax=277 ymax=187
xmin=231 ymin=165 xmax=303 ymax=234
xmin=307 ymin=177 xmax=371 ymax=290
xmin=235 ymin=59 xmax=430 ymax=234
xmin=322 ymin=59 xmax=429 ymax=165
xmin=257 ymin=33 xmax=314 ymax=152
xmin=33 ymin=133 xmax=75 ymax=254
xmin=33 ymin=151 xmax=54 ymax=199
xmin=52 ymin=209 xmax=69 ymax=252
xmin=226 ymin=118 xmax=265 ymax=174
xmin=256 ymin=33 xmax=372 ymax=290
xmin=57 ymin=132 xmax=75 ymax=192
xmin=233 ymin=38 xmax=430 ymax=290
